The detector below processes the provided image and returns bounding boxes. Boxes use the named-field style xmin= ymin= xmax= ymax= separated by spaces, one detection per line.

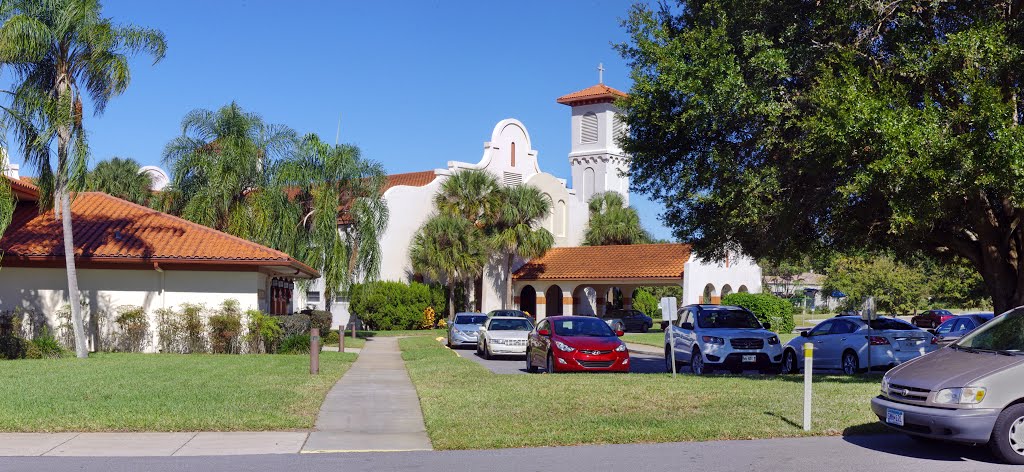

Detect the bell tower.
xmin=557 ymin=74 xmax=630 ymax=206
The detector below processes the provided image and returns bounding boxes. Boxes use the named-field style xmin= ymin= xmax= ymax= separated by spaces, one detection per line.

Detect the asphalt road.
xmin=454 ymin=346 xmax=667 ymax=374
xmin=1 ymin=434 xmax=1016 ymax=472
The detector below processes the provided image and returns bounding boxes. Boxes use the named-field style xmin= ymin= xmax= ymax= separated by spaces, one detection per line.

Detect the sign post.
xmin=310 ymin=328 xmax=320 ymax=375
xmin=861 ymin=297 xmax=877 ymax=374
xmin=803 ymin=342 xmax=813 ymax=431
xmin=339 ymin=324 xmax=345 ymax=353
xmin=661 ymin=297 xmax=679 ymax=377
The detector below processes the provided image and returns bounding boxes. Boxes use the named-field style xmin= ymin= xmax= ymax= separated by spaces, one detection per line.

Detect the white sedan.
xmin=477 ymin=316 xmax=534 ymax=359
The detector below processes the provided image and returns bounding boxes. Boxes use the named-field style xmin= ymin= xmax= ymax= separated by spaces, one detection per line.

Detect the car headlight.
xmin=615 ymin=343 xmax=627 ymax=352
xmin=452 ymin=326 xmax=461 ymax=334
xmin=934 ymin=387 xmax=987 ymax=405
xmin=881 ymin=376 xmax=890 ymax=395
xmin=701 ymin=335 xmax=725 ymax=345
xmin=554 ymin=340 xmax=576 ymax=352
xmin=767 ymin=336 xmax=780 ymax=345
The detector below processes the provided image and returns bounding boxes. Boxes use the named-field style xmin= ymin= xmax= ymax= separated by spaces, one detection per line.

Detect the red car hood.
xmin=556 ymin=336 xmax=623 ymax=350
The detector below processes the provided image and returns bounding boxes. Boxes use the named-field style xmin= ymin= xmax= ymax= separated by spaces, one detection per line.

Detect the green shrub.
xmin=246 ymin=310 xmax=282 ymax=354
xmin=632 ymin=288 xmax=661 ymax=318
xmin=113 ymin=305 xmax=149 ymax=352
xmin=274 ymin=314 xmax=310 ymax=337
xmin=179 ymin=303 xmax=208 ymax=353
xmin=349 ymin=281 xmax=444 ymax=330
xmin=721 ymin=292 xmax=795 ymax=334
xmin=279 ymin=334 xmax=312 ymax=354
xmin=155 ymin=308 xmax=180 ymax=353
xmin=209 ymin=300 xmax=243 ymax=354
xmin=323 ymin=330 xmax=340 ymax=345
xmin=54 ymin=304 xmax=76 ymax=351
xmin=25 ymin=333 xmax=64 ymax=359
xmin=307 ymin=310 xmax=332 ymax=335
xmin=0 ymin=335 xmax=26 ymax=360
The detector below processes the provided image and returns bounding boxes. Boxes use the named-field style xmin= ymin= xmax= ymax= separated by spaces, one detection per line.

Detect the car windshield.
xmin=697 ymin=309 xmax=762 ymax=329
xmin=454 ymin=315 xmax=487 ymax=325
xmin=489 ymin=319 xmax=533 ymax=331
xmin=936 ymin=319 xmax=957 ymax=334
xmin=955 ymin=309 xmax=1024 ymax=352
xmin=868 ymin=319 xmax=916 ymax=330
xmin=489 ymin=310 xmax=526 ymax=317
xmin=552 ymin=318 xmax=616 ymax=337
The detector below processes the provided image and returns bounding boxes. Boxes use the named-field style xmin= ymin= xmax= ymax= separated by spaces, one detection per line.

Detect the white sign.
xmin=660 ymin=297 xmax=678 ymax=322
xmin=861 ymin=297 xmax=877 ymax=321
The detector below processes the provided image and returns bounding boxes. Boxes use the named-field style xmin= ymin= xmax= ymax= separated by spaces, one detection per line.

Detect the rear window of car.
xmin=489 ymin=310 xmax=527 ymax=317
xmin=455 ymin=315 xmax=487 ymax=325
xmin=868 ymin=319 xmax=916 ymax=330
xmin=489 ymin=319 xmax=533 ymax=331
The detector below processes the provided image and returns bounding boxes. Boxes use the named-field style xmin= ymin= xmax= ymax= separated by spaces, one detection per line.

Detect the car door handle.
xmin=840 ymin=338 xmax=847 ymax=341
xmin=816 ymin=340 xmax=824 ymax=344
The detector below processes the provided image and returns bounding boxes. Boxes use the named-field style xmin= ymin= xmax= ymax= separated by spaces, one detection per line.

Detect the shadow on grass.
xmin=763 ymin=411 xmax=802 ymax=429
xmin=841 ymin=430 xmax=999 ymax=463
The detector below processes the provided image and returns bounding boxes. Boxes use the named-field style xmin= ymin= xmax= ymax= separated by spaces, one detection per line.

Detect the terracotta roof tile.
xmin=514 ymin=243 xmax=691 ymax=281
xmin=382 ymin=170 xmax=437 ymax=192
xmin=556 ymin=84 xmax=629 ymax=106
xmin=1 ymin=192 xmax=318 ymax=277
xmin=5 ymin=175 xmax=39 ymax=200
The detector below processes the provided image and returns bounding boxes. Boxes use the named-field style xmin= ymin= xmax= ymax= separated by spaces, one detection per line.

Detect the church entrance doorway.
xmin=519 ymin=285 xmax=537 ymax=318
xmin=545 ymin=285 xmax=563 ymax=317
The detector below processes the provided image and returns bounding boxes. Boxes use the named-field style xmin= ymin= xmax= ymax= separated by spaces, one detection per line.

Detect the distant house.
xmin=0 ymin=167 xmax=318 ymax=352
xmin=763 ymin=272 xmax=842 ymax=311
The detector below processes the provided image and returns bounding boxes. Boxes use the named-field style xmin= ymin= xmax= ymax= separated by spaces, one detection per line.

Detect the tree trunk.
xmin=503 ymin=253 xmax=513 ymax=310
xmin=447 ymin=283 xmax=455 ymax=322
xmin=463 ymin=279 xmax=472 ymax=313
xmin=60 ymin=190 xmax=88 ymax=358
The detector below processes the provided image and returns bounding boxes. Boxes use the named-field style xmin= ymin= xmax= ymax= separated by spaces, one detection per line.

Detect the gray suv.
xmin=870 ymin=307 xmax=1024 ymax=464
xmin=665 ymin=304 xmax=783 ymax=375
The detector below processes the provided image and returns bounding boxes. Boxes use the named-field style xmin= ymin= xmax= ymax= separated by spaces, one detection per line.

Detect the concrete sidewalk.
xmin=0 ymin=432 xmax=308 ymax=457
xmin=626 ymin=342 xmax=663 ymax=355
xmin=301 ymin=336 xmax=433 ymax=453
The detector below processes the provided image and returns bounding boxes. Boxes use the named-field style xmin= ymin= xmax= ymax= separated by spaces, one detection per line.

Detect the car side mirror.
xmin=538 ymin=329 xmax=550 ymax=336
xmin=615 ymin=330 xmax=625 ymax=337
xmin=763 ymin=322 xmax=772 ymax=330
xmin=801 ymin=330 xmax=810 ymax=337
xmin=680 ymin=322 xmax=694 ymax=330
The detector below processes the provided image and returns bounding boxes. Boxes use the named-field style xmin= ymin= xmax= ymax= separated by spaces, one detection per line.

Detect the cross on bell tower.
xmin=597 ymin=63 xmax=605 ymax=84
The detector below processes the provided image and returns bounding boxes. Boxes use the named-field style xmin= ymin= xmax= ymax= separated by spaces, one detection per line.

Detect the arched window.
xmin=542 ymin=193 xmax=554 ymax=233
xmin=581 ymin=112 xmax=598 ymax=143
xmin=721 ymin=284 xmax=733 ymax=298
xmin=702 ymin=283 xmax=716 ymax=304
xmin=555 ymin=199 xmax=566 ymax=237
xmin=583 ymin=167 xmax=595 ymax=201
xmin=738 ymin=285 xmax=749 ymax=293
xmin=510 ymin=141 xmax=516 ymax=167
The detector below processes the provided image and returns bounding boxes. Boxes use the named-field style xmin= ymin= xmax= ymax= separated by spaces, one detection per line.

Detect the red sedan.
xmin=911 ymin=309 xmax=956 ymax=329
xmin=525 ymin=316 xmax=629 ymax=373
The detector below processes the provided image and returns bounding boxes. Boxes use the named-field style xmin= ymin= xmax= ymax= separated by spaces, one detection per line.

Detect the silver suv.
xmin=871 ymin=307 xmax=1024 ymax=464
xmin=664 ymin=304 xmax=783 ymax=374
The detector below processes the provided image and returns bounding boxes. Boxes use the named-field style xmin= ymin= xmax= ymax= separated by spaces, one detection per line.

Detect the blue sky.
xmin=7 ymin=0 xmax=673 ymax=240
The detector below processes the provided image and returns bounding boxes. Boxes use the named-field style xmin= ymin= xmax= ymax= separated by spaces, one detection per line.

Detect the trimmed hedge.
xmin=721 ymin=292 xmax=795 ymax=334
xmin=632 ymin=289 xmax=660 ymax=318
xmin=349 ymin=281 xmax=444 ymax=330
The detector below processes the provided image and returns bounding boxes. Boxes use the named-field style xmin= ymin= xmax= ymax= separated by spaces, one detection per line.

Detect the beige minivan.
xmin=871 ymin=307 xmax=1024 ymax=464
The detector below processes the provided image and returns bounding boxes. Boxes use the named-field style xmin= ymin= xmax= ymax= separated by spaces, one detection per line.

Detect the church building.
xmin=300 ymin=82 xmax=763 ymax=325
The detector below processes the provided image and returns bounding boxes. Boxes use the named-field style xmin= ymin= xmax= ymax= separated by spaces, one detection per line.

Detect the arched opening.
xmin=702 ymin=283 xmax=717 ymax=304
xmin=545 ymin=285 xmax=563 ymax=317
xmin=519 ymin=285 xmax=537 ymax=318
xmin=572 ymin=285 xmax=597 ymax=316
xmin=721 ymin=284 xmax=733 ymax=298
xmin=584 ymin=167 xmax=595 ymax=201
xmin=510 ymin=141 xmax=516 ymax=167
xmin=555 ymin=199 xmax=566 ymax=237
xmin=738 ymin=285 xmax=749 ymax=293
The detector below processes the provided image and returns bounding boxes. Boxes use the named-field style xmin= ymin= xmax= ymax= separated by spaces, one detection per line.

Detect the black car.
xmin=603 ymin=309 xmax=654 ymax=333
xmin=486 ymin=309 xmax=532 ymax=319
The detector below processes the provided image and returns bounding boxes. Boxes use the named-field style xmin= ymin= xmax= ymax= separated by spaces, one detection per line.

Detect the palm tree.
xmin=162 ymin=102 xmax=296 ymax=233
xmin=0 ymin=175 xmax=11 ymax=239
xmin=276 ymin=134 xmax=389 ymax=303
xmin=491 ymin=185 xmax=554 ymax=309
xmin=433 ymin=169 xmax=500 ymax=306
xmin=409 ymin=214 xmax=488 ymax=321
xmin=0 ymin=0 xmax=166 ymax=358
xmin=86 ymin=157 xmax=152 ymax=205
xmin=583 ymin=192 xmax=652 ymax=246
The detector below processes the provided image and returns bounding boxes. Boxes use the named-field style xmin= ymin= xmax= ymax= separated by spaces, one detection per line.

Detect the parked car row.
xmin=782 ymin=316 xmax=940 ymax=375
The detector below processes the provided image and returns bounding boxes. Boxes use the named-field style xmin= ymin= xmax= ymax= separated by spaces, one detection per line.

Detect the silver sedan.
xmin=477 ymin=316 xmax=534 ymax=359
xmin=782 ymin=316 xmax=939 ymax=375
xmin=447 ymin=312 xmax=487 ymax=347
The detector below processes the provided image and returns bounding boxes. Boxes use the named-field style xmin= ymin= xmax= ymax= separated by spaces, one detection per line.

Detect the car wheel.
xmin=691 ymin=347 xmax=705 ymax=375
xmin=990 ymin=404 xmax=1024 ymax=465
xmin=664 ymin=345 xmax=675 ymax=373
xmin=447 ymin=336 xmax=452 ymax=348
xmin=525 ymin=349 xmax=536 ymax=373
xmin=546 ymin=352 xmax=557 ymax=374
xmin=641 ymin=324 xmax=649 ymax=333
xmin=841 ymin=350 xmax=860 ymax=375
xmin=483 ymin=341 xmax=492 ymax=360
xmin=782 ymin=349 xmax=798 ymax=374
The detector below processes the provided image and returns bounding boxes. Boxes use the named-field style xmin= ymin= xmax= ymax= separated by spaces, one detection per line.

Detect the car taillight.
xmin=931 ymin=336 xmax=939 ymax=345
xmin=867 ymin=336 xmax=890 ymax=345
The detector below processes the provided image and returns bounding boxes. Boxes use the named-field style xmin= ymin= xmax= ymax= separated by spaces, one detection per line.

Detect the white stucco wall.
xmin=0 ymin=267 xmax=262 ymax=352
xmin=681 ymin=253 xmax=763 ymax=305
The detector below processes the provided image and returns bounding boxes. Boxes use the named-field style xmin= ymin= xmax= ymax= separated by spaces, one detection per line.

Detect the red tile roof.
xmin=5 ymin=175 xmax=39 ymax=201
xmin=556 ymin=84 xmax=629 ymax=106
xmin=1 ymin=192 xmax=318 ymax=277
xmin=382 ymin=170 xmax=438 ymax=192
xmin=514 ymin=243 xmax=691 ymax=281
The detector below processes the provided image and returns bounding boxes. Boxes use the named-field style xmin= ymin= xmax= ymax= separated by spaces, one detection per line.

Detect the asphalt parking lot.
xmin=453 ymin=345 xmax=667 ymax=374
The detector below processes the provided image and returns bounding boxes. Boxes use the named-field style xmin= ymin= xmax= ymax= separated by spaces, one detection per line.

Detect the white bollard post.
xmin=803 ymin=342 xmax=813 ymax=431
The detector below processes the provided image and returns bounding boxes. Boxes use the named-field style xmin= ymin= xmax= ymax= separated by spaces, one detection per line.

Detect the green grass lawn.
xmin=0 ymin=352 xmax=356 ymax=432
xmin=400 ymin=336 xmax=884 ymax=450
xmin=325 ymin=328 xmax=446 ymax=349
xmin=623 ymin=332 xmax=798 ymax=348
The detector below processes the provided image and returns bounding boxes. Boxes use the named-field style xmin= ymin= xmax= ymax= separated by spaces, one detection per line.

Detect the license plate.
xmin=886 ymin=408 xmax=905 ymax=426
xmin=902 ymin=340 xmax=921 ymax=348
xmin=742 ymin=355 xmax=756 ymax=363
